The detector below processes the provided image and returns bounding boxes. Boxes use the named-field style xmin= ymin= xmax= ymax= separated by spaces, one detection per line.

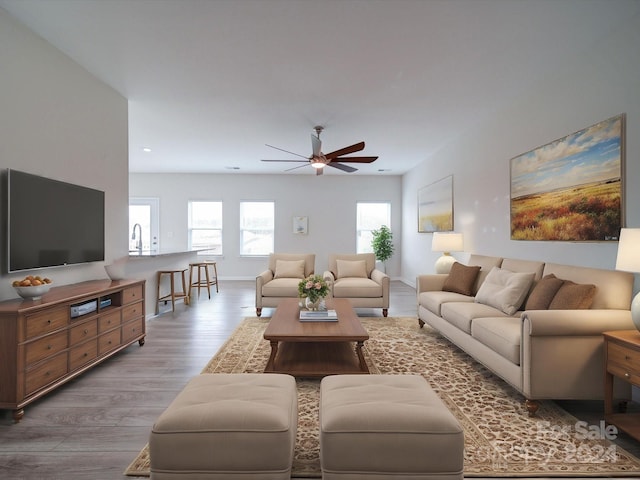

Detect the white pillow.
xmin=474 ymin=267 xmax=535 ymax=315
xmin=336 ymin=259 xmax=368 ymax=279
xmin=273 ymin=259 xmax=305 ymax=279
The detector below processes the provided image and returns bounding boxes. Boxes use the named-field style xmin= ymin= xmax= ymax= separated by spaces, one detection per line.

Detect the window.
xmin=356 ymin=202 xmax=391 ymax=253
xmin=188 ymin=201 xmax=223 ymax=255
xmin=240 ymin=201 xmax=274 ymax=255
xmin=129 ymin=198 xmax=159 ymax=252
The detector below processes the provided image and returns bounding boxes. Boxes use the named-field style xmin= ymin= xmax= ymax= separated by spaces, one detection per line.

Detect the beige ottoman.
xmin=149 ymin=373 xmax=298 ymax=479
xmin=320 ymin=374 xmax=464 ymax=480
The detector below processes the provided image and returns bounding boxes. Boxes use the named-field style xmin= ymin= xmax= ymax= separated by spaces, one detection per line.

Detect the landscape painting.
xmin=510 ymin=114 xmax=624 ymax=241
xmin=418 ymin=175 xmax=453 ymax=233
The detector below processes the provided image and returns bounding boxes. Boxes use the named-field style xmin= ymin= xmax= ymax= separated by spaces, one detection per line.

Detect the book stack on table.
xmin=299 ymin=309 xmax=338 ymax=321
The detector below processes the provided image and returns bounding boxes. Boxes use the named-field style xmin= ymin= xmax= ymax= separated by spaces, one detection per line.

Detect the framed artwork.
xmin=293 ymin=216 xmax=308 ymax=234
xmin=418 ymin=175 xmax=453 ymax=233
xmin=510 ymin=114 xmax=625 ymax=241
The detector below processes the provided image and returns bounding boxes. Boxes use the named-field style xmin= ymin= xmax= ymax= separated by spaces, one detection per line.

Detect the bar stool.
xmin=188 ymin=261 xmax=219 ymax=300
xmin=156 ymin=269 xmax=189 ymax=314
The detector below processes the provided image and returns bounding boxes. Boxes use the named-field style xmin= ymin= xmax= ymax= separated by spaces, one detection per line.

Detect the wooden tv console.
xmin=0 ymin=278 xmax=146 ymax=422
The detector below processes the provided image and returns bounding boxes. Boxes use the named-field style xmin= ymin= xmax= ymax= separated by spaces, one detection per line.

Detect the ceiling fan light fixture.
xmin=311 ymin=154 xmax=327 ymax=169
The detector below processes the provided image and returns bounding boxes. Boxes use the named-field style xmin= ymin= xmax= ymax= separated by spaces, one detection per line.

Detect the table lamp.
xmin=615 ymin=228 xmax=640 ymax=331
xmin=432 ymin=232 xmax=464 ymax=274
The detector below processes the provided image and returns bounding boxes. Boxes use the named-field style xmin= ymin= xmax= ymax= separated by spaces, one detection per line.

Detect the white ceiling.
xmin=2 ymin=0 xmax=639 ymax=175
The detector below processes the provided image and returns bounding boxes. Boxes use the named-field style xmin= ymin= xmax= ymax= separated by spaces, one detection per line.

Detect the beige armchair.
xmin=256 ymin=253 xmax=315 ymax=317
xmin=323 ymin=253 xmax=390 ymax=317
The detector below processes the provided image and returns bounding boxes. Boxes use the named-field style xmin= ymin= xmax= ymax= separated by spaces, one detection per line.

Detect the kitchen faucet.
xmin=131 ymin=223 xmax=143 ymax=252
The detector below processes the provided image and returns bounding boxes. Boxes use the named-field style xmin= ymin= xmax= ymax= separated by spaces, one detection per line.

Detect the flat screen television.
xmin=6 ymin=169 xmax=105 ymax=272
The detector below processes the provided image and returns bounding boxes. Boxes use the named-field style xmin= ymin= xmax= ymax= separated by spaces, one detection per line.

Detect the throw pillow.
xmin=273 ymin=259 xmax=305 ymax=279
xmin=474 ymin=267 xmax=536 ymax=315
xmin=336 ymin=259 xmax=368 ymax=279
xmin=549 ymin=280 xmax=596 ymax=310
xmin=442 ymin=262 xmax=481 ymax=296
xmin=525 ymin=274 xmax=565 ymax=310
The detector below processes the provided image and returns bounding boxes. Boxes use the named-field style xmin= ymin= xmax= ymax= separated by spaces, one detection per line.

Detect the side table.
xmin=603 ymin=330 xmax=640 ymax=442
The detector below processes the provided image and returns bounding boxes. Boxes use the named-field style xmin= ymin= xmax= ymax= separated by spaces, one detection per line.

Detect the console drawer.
xmin=98 ymin=329 xmax=121 ymax=355
xmin=25 ymin=307 xmax=68 ymax=340
xmin=70 ymin=319 xmax=98 ymax=345
xmin=70 ymin=339 xmax=98 ymax=371
xmin=25 ymin=352 xmax=68 ymax=396
xmin=25 ymin=331 xmax=68 ymax=366
xmin=99 ymin=310 xmax=121 ymax=332
xmin=123 ymin=285 xmax=143 ymax=304
xmin=122 ymin=302 xmax=143 ymax=322
xmin=122 ymin=318 xmax=143 ymax=343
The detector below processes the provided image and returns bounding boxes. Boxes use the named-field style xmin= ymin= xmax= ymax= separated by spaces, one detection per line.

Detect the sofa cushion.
xmin=443 ymin=262 xmax=481 ymax=296
xmin=268 ymin=253 xmax=315 ymax=278
xmin=525 ymin=274 xmax=565 ymax=310
xmin=474 ymin=267 xmax=535 ymax=315
xmin=467 ymin=254 xmax=503 ymax=294
xmin=333 ymin=278 xmax=381 ymax=298
xmin=328 ymin=253 xmax=375 ymax=279
xmin=418 ymin=291 xmax=474 ymax=316
xmin=549 ymin=280 xmax=596 ymax=309
xmin=273 ymin=259 xmax=305 ymax=279
xmin=262 ymin=278 xmax=301 ymax=297
xmin=471 ymin=317 xmax=522 ymax=365
xmin=336 ymin=259 xmax=367 ymax=279
xmin=441 ymin=302 xmax=509 ymax=334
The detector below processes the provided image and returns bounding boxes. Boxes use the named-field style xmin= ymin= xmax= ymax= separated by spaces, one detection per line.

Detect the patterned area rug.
xmin=125 ymin=316 xmax=640 ymax=477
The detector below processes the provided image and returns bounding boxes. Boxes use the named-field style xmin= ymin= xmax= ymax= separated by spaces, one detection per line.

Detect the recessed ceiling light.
xmin=142 ymin=147 xmax=152 ymax=152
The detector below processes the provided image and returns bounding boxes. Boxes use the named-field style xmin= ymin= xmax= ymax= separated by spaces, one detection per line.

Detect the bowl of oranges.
xmin=12 ymin=276 xmax=53 ymax=299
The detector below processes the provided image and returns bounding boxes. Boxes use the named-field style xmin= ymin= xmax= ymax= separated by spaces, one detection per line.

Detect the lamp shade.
xmin=616 ymin=228 xmax=640 ymax=272
xmin=615 ymin=228 xmax=640 ymax=333
xmin=432 ymin=232 xmax=464 ymax=253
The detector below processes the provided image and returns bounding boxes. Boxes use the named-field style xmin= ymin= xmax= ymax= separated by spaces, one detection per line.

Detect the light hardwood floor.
xmin=0 ymin=280 xmax=637 ymax=479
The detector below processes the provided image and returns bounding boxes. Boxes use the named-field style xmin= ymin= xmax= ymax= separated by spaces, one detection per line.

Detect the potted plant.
xmin=371 ymin=225 xmax=394 ymax=272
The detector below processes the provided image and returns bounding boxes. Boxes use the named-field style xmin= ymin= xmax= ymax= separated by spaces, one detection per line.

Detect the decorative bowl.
xmin=15 ymin=283 xmax=52 ymax=299
xmin=105 ymin=263 xmax=126 ymax=281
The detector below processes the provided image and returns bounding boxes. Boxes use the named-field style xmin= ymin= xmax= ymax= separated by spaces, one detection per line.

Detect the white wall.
xmin=130 ymin=173 xmax=402 ymax=279
xmin=401 ymin=10 xmax=640 ymax=291
xmin=0 ymin=9 xmax=129 ymax=301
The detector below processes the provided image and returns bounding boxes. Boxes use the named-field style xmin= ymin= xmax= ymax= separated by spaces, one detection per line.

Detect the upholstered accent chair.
xmin=256 ymin=253 xmax=315 ymax=317
xmin=324 ymin=253 xmax=390 ymax=317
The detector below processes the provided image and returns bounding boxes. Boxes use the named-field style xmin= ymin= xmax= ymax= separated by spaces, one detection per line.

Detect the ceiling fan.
xmin=261 ymin=126 xmax=378 ymax=175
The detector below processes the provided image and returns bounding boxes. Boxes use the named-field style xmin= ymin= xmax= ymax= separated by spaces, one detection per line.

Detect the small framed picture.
xmin=293 ymin=216 xmax=308 ymax=234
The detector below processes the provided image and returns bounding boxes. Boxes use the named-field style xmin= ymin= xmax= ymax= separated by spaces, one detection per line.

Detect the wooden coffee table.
xmin=263 ymin=298 xmax=370 ymax=377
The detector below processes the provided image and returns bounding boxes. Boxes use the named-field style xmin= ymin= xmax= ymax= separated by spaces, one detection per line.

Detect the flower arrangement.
xmin=298 ymin=274 xmax=329 ymax=303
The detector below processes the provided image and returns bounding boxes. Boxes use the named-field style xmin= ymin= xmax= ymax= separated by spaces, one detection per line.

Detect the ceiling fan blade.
xmin=324 ymin=141 xmax=365 ymax=160
xmin=265 ymin=144 xmax=309 ymax=159
xmin=311 ymin=134 xmax=322 ymax=157
xmin=261 ymin=159 xmax=308 ymax=163
xmin=285 ymin=163 xmax=311 ymax=172
xmin=327 ymin=162 xmax=358 ymax=173
xmin=332 ymin=156 xmax=378 ymax=164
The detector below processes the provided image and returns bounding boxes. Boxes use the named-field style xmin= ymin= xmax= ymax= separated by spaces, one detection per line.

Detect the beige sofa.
xmin=256 ymin=253 xmax=315 ymax=317
xmin=324 ymin=253 xmax=390 ymax=317
xmin=417 ymin=254 xmax=635 ymax=415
